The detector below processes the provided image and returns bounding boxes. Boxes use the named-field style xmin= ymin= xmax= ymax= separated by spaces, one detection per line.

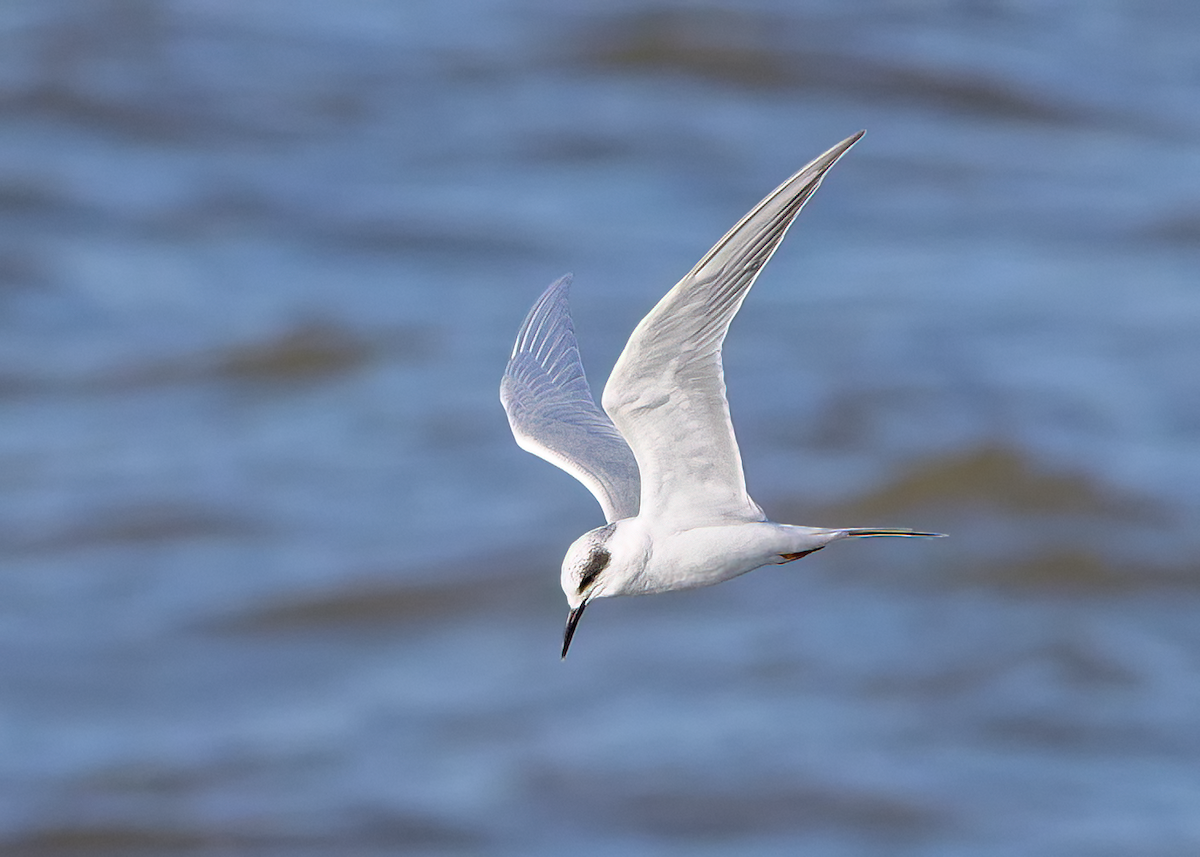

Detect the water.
xmin=1 ymin=1 xmax=1198 ymax=854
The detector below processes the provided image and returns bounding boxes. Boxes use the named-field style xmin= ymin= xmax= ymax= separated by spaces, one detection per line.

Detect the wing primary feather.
xmin=602 ymin=132 xmax=864 ymax=526
xmin=501 ymin=275 xmax=641 ymax=523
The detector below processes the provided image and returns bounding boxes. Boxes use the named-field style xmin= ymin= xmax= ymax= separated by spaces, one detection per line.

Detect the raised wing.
xmin=501 ymin=275 xmax=641 ymax=523
xmin=602 ymin=132 xmax=863 ymax=527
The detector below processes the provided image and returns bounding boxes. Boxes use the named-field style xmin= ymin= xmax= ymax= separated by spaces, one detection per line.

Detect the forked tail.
xmin=840 ymin=528 xmax=946 ymax=538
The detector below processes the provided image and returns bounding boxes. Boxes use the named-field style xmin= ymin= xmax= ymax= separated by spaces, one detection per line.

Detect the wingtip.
xmin=826 ymin=130 xmax=865 ymax=161
xmin=542 ymin=273 xmax=574 ymax=301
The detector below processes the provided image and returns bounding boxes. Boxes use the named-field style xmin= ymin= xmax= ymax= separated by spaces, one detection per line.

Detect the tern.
xmin=501 ymin=132 xmax=944 ymax=658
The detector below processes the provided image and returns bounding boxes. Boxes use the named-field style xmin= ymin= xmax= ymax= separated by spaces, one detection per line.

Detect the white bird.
xmin=501 ymin=132 xmax=944 ymax=657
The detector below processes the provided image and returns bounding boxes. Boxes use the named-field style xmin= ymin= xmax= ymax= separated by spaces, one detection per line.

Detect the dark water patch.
xmin=208 ymin=322 xmax=375 ymax=384
xmin=0 ymin=820 xmax=283 ymax=854
xmin=979 ymin=714 xmax=1177 ymax=755
xmin=2 ymin=824 xmax=239 ymax=857
xmin=209 ymin=551 xmax=555 ymax=635
xmin=0 ymin=0 xmax=200 ymax=143
xmin=0 ymin=374 xmax=44 ymax=398
xmin=838 ymin=60 xmax=1087 ymax=124
xmin=581 ymin=8 xmax=803 ymax=89
xmin=0 ymin=3 xmax=382 ymax=146
xmin=1017 ymin=636 xmax=1141 ymax=690
xmin=779 ymin=386 xmax=942 ymax=453
xmin=544 ymin=776 xmax=949 ymax=841
xmin=0 ymin=321 xmax=431 ymax=401
xmin=835 ymin=444 xmax=1153 ymax=520
xmin=422 ymin=405 xmax=501 ymax=449
xmin=1140 ymin=208 xmax=1200 ymax=244
xmin=4 ymin=85 xmax=211 ymax=146
xmin=0 ymin=177 xmax=103 ymax=237
xmin=520 ymin=131 xmax=639 ymax=164
xmin=2 ymin=79 xmax=356 ymax=147
xmin=0 ymin=248 xmax=53 ymax=291
xmin=965 ymin=549 xmax=1200 ymax=593
xmin=865 ymin=655 xmax=1017 ymax=702
xmin=83 ymin=755 xmax=269 ymax=797
xmin=324 ymin=217 xmax=542 ymax=261
xmin=6 ymin=502 xmax=259 ymax=555
xmin=105 ymin=322 xmax=399 ymax=390
xmin=0 ymin=178 xmax=72 ymax=217
xmin=140 ymin=186 xmax=295 ymax=240
xmin=216 ymin=578 xmax=492 ymax=632
xmin=0 ymin=57 xmax=270 ymax=146
xmin=577 ymin=8 xmax=1089 ymax=124
xmin=144 ymin=188 xmax=542 ymax=260
xmin=2 ymin=815 xmax=480 ymax=857
xmin=347 ymin=811 xmax=484 ymax=853
xmin=41 ymin=758 xmax=483 ymax=853
xmin=869 ymin=631 xmax=1141 ymax=704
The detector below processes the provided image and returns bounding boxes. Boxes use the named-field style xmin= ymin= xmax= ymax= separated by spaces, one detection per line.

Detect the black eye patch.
xmin=577 ymin=548 xmax=611 ymax=593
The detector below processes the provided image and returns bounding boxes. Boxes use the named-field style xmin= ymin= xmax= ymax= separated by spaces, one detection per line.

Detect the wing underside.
xmin=501 ymin=275 xmax=641 ymax=523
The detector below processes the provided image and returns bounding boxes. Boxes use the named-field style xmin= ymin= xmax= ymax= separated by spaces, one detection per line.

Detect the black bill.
xmin=561 ymin=601 xmax=588 ymax=659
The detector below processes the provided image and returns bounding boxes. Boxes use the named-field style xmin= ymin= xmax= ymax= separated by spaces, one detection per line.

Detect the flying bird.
xmin=501 ymin=132 xmax=944 ymax=657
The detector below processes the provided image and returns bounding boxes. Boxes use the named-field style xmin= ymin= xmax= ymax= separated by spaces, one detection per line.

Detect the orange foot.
xmin=779 ymin=547 xmax=825 ymax=562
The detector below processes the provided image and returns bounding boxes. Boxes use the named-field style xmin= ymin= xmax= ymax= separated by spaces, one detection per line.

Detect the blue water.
xmin=1 ymin=1 xmax=1198 ymax=854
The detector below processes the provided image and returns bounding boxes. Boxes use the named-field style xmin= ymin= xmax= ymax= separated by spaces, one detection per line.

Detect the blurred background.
xmin=1 ymin=0 xmax=1198 ymax=855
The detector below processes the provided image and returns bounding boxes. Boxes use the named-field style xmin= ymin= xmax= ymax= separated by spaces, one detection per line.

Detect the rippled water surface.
xmin=1 ymin=1 xmax=1198 ymax=855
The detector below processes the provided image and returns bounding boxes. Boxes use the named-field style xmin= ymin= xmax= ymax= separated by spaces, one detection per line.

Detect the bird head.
xmin=559 ymin=523 xmax=619 ymax=658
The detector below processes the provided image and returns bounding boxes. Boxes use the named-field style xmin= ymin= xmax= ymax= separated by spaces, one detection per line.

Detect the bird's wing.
xmin=501 ymin=275 xmax=641 ymax=523
xmin=602 ymin=132 xmax=863 ymax=527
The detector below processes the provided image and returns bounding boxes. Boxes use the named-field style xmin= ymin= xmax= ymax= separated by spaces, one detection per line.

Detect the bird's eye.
xmin=577 ymin=548 xmax=611 ymax=593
